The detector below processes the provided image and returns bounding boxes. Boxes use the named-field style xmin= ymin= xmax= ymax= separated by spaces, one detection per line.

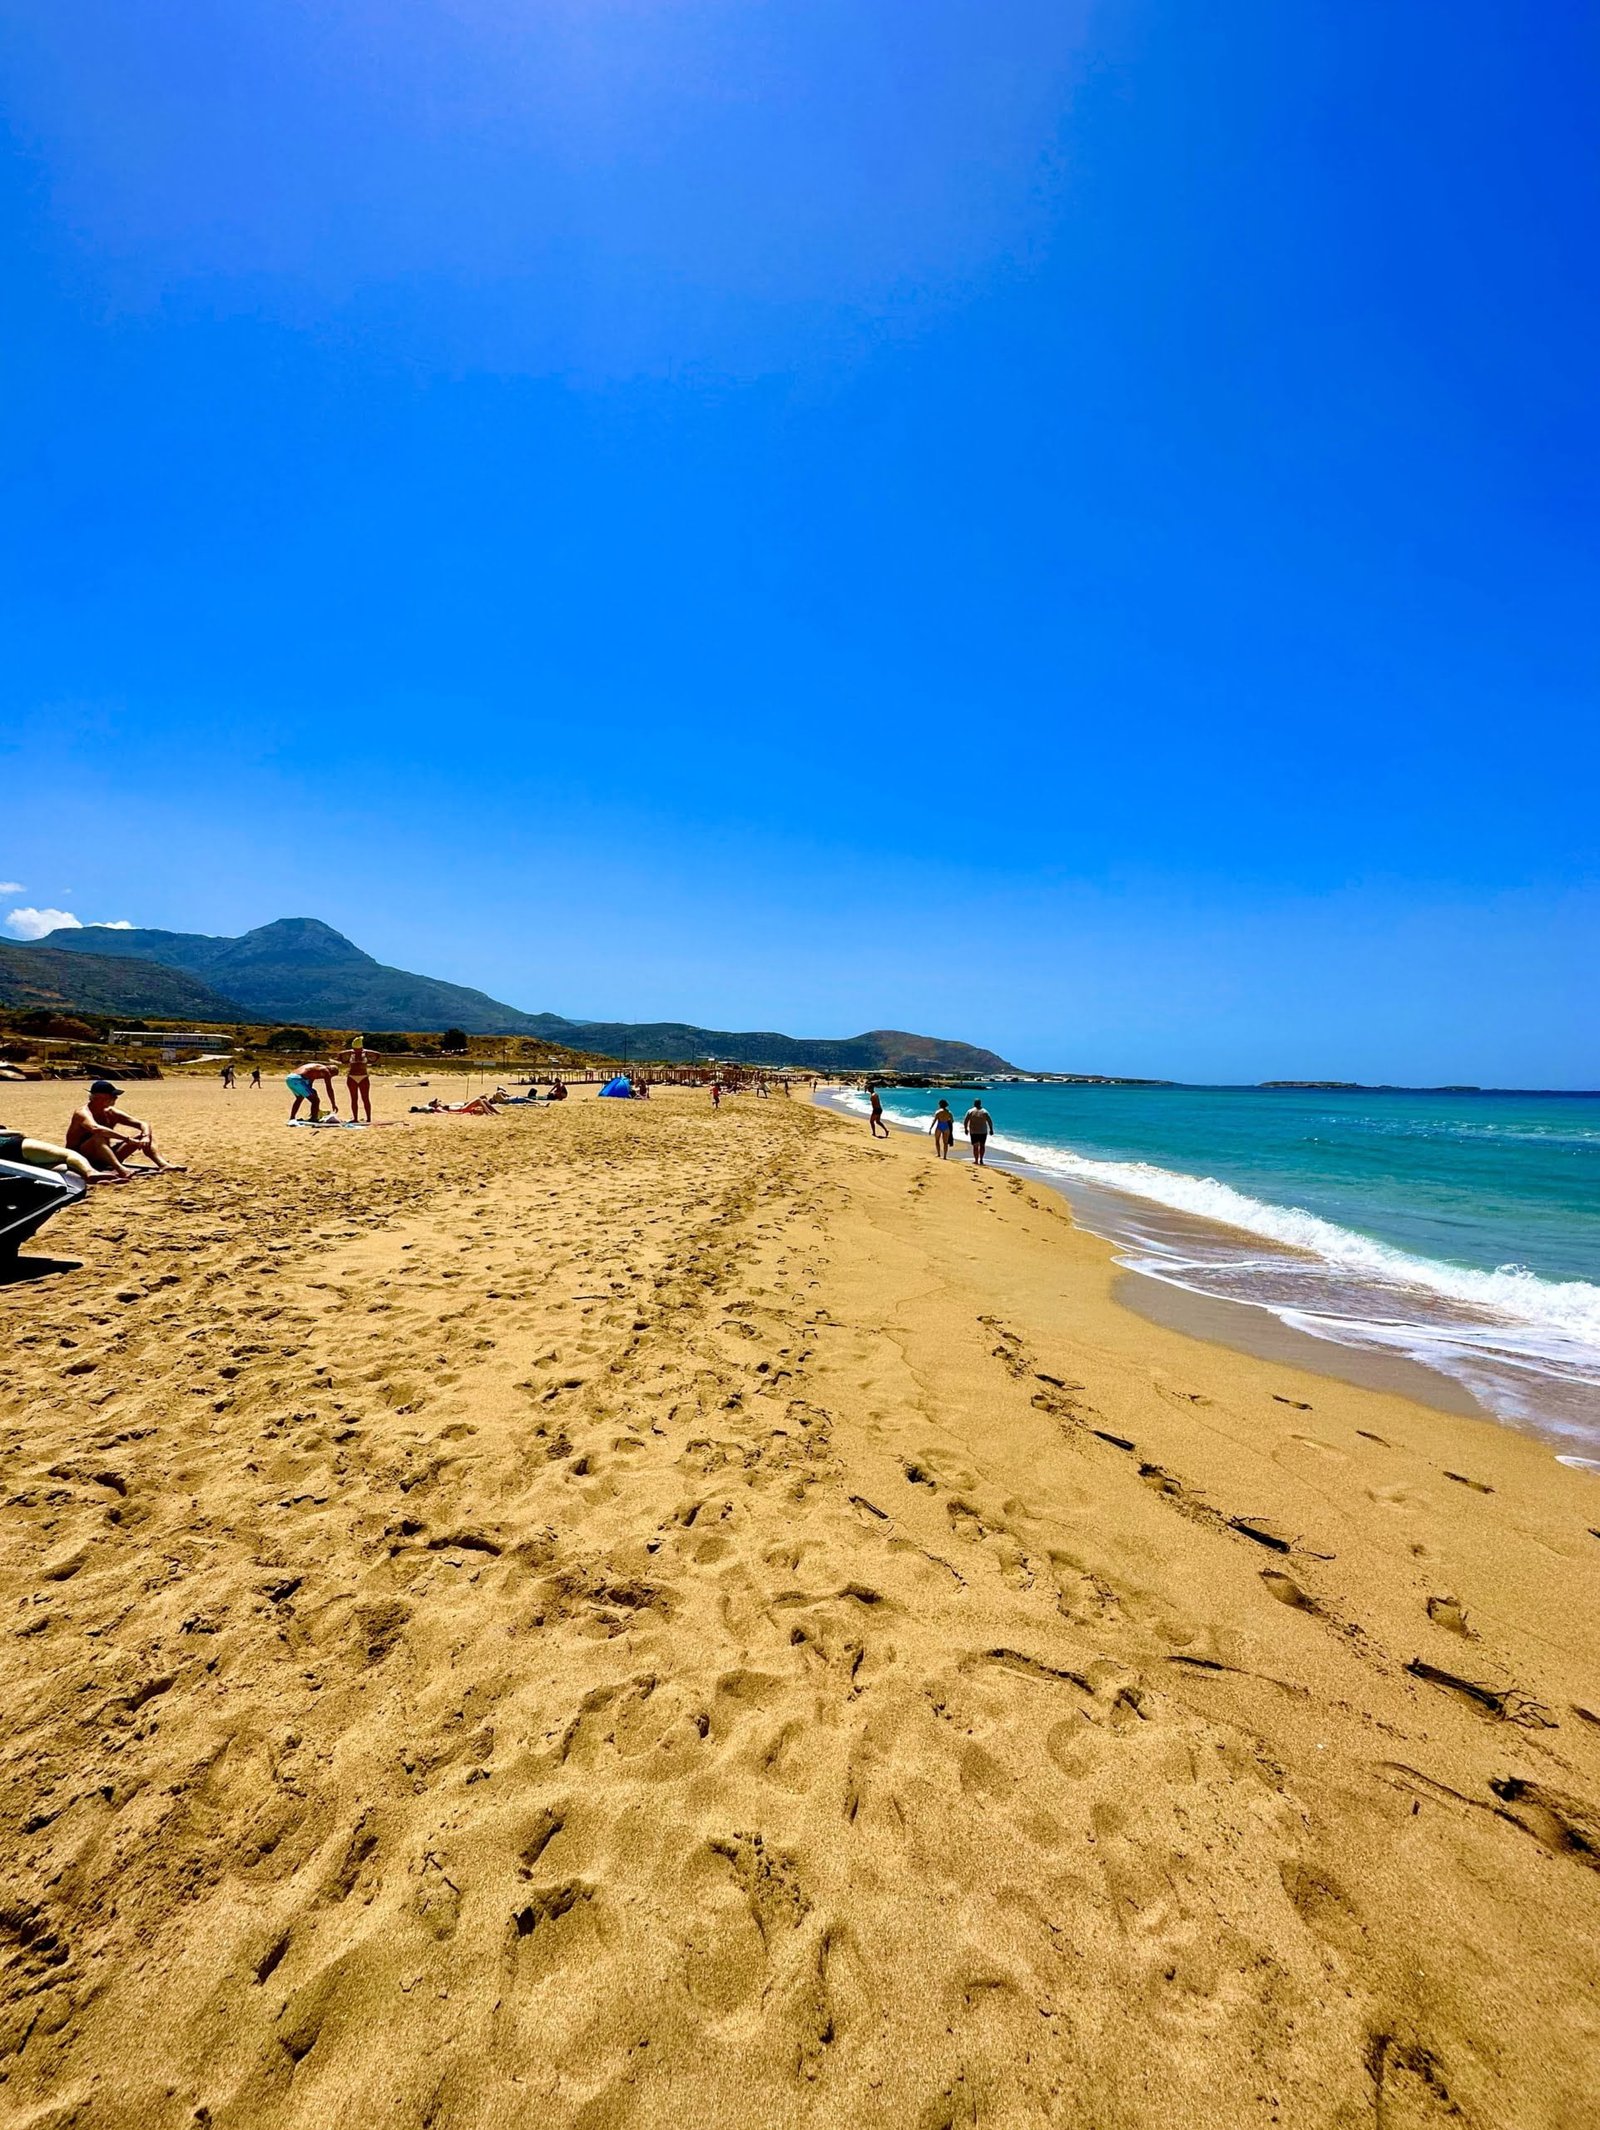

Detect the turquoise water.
xmin=832 ymin=1085 xmax=1600 ymax=1453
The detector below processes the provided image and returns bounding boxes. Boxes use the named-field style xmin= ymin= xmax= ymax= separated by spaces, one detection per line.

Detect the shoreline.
xmin=1 ymin=1077 xmax=1596 ymax=2124
xmin=816 ymin=1083 xmax=1596 ymax=1461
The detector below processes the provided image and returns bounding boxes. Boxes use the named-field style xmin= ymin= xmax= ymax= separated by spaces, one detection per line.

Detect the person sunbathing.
xmin=66 ymin=1081 xmax=185 ymax=1175
xmin=410 ymin=1093 xmax=501 ymax=1116
xmin=3 ymin=1129 xmax=106 ymax=1183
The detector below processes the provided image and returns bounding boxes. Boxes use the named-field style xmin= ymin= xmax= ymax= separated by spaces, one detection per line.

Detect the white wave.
xmin=834 ymin=1086 xmax=1600 ymax=1353
xmin=824 ymin=1086 xmax=1600 ymax=1447
xmin=1000 ymin=1134 xmax=1600 ymax=1347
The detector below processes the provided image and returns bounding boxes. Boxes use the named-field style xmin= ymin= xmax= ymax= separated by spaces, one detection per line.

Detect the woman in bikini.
xmin=340 ymin=1037 xmax=373 ymax=1123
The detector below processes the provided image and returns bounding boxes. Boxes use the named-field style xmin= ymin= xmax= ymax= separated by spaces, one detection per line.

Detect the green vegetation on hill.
xmin=0 ymin=940 xmax=244 ymax=1020
xmin=40 ymin=918 xmax=1021 ymax=1072
xmin=42 ymin=918 xmax=531 ymax=1036
xmin=542 ymin=1019 xmax=1016 ymax=1075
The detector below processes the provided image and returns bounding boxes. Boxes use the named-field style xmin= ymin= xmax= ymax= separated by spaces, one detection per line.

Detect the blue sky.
xmin=2 ymin=1 xmax=1595 ymax=1083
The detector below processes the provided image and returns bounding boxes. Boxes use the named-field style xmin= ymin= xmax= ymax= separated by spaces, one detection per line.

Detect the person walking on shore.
xmin=929 ymin=1099 xmax=955 ymax=1159
xmin=963 ymin=1098 xmax=993 ymax=1166
xmin=249 ymin=1067 xmax=262 ymax=1089
xmin=868 ymin=1085 xmax=889 ymax=1138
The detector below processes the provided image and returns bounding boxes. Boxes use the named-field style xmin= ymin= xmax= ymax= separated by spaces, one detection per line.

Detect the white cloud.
xmin=101 ymin=919 xmax=135 ymax=930
xmin=5 ymin=907 xmax=82 ymax=940
xmin=0 ymin=882 xmax=23 ymax=895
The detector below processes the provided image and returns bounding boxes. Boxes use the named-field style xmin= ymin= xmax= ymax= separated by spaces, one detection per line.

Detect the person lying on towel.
xmin=2 ymin=1129 xmax=101 ymax=1183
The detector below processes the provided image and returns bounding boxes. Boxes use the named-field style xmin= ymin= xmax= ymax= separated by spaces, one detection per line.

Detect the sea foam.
xmin=824 ymin=1086 xmax=1600 ymax=1440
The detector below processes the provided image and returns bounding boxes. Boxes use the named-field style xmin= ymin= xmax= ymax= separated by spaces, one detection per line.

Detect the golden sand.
xmin=1 ymin=1077 xmax=1597 ymax=2127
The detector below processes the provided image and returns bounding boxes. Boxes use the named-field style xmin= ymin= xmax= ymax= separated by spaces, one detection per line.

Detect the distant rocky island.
xmin=1257 ymin=1080 xmax=1484 ymax=1093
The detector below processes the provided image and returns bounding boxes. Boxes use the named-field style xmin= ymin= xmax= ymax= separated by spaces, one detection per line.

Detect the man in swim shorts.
xmin=963 ymin=1098 xmax=994 ymax=1166
xmin=868 ymin=1086 xmax=889 ymax=1138
xmin=287 ymin=1061 xmax=339 ymax=1121
xmin=66 ymin=1082 xmax=185 ymax=1174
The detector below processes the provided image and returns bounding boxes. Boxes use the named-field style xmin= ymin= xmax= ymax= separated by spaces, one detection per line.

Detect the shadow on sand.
xmin=0 ymin=1254 xmax=82 ymax=1288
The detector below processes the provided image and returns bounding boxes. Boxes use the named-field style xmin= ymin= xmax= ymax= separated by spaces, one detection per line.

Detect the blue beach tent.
xmin=599 ymin=1075 xmax=634 ymax=1098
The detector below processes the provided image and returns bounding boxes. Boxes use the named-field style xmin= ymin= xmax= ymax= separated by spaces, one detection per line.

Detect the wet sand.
xmin=817 ymin=1091 xmax=1511 ymax=1430
xmin=1109 ymin=1268 xmax=1490 ymax=1418
xmin=1 ymin=1077 xmax=1597 ymax=2127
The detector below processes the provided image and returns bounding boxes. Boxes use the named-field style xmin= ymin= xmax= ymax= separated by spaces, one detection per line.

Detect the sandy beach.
xmin=1 ymin=1076 xmax=1597 ymax=2128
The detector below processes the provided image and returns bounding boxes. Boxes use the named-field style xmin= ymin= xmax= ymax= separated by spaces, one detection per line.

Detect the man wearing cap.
xmin=65 ymin=1081 xmax=185 ymax=1175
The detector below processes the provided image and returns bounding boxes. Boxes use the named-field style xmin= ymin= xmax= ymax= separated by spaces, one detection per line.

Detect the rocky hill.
xmin=40 ymin=919 xmax=1020 ymax=1072
xmin=0 ymin=940 xmax=245 ymax=1020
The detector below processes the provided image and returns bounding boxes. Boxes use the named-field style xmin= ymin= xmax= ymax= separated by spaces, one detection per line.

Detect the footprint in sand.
xmin=1259 ymin=1567 xmax=1317 ymax=1611
xmin=1369 ymin=1482 xmax=1425 ymax=1513
xmin=1426 ymin=1595 xmax=1473 ymax=1637
xmin=1291 ymin=1434 xmax=1344 ymax=1464
xmin=1366 ymin=2035 xmax=1467 ymax=2127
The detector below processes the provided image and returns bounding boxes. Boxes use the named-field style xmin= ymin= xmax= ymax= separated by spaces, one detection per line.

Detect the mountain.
xmin=43 ymin=918 xmax=548 ymax=1037
xmin=534 ymin=1019 xmax=1016 ymax=1076
xmin=40 ymin=919 xmax=1020 ymax=1071
xmin=0 ymin=941 xmax=245 ymax=1020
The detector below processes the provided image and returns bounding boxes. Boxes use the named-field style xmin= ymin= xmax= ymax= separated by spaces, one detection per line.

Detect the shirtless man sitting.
xmin=66 ymin=1081 xmax=185 ymax=1175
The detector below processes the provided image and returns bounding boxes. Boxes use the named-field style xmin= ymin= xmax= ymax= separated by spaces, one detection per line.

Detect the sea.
xmin=823 ymin=1083 xmax=1600 ymax=1466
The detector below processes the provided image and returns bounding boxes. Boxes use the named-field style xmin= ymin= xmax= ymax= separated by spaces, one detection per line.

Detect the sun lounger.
xmin=0 ymin=1141 xmax=87 ymax=1264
